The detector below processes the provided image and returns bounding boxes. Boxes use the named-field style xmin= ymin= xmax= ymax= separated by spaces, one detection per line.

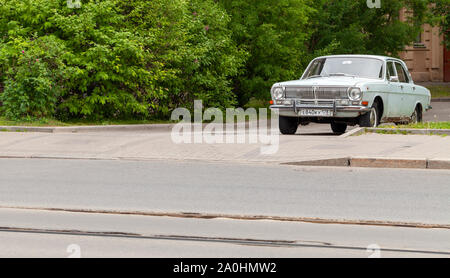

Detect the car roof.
xmin=314 ymin=54 xmax=402 ymax=62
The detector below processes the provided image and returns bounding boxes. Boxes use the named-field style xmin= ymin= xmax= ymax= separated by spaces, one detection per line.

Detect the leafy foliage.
xmin=307 ymin=0 xmax=429 ymax=56
xmin=219 ymin=0 xmax=314 ymax=105
xmin=219 ymin=0 xmax=432 ymax=105
xmin=0 ymin=36 xmax=67 ymax=119
xmin=428 ymin=0 xmax=450 ymax=48
xmin=0 ymin=0 xmax=439 ymax=120
xmin=0 ymin=0 xmax=244 ymax=120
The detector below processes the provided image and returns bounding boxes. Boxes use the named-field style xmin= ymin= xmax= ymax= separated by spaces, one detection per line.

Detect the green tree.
xmin=428 ymin=0 xmax=449 ymax=48
xmin=307 ymin=0 xmax=429 ymax=56
xmin=219 ymin=0 xmax=314 ymax=105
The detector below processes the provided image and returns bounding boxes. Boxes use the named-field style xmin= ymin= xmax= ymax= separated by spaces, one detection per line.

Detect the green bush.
xmin=0 ymin=36 xmax=67 ymax=120
xmin=119 ymin=0 xmax=246 ymax=113
xmin=0 ymin=0 xmax=245 ymax=120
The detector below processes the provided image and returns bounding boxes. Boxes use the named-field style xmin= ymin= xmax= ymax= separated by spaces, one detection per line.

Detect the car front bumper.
xmin=270 ymin=103 xmax=371 ymax=118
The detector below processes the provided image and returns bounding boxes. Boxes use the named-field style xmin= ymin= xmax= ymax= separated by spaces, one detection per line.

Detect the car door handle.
xmin=400 ymin=85 xmax=404 ymax=90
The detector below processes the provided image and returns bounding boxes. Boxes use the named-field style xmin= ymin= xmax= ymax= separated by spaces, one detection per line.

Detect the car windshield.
xmin=303 ymin=57 xmax=384 ymax=80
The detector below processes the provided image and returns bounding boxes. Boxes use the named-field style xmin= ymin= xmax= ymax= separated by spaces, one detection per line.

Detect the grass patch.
xmin=374 ymin=129 xmax=409 ymax=135
xmin=424 ymin=85 xmax=450 ymax=99
xmin=398 ymin=122 xmax=450 ymax=129
xmin=371 ymin=122 xmax=450 ymax=137
xmin=0 ymin=117 xmax=176 ymax=127
xmin=0 ymin=113 xmax=267 ymax=127
xmin=0 ymin=118 xmax=67 ymax=127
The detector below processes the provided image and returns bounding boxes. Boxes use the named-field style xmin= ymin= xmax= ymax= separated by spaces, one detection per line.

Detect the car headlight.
xmin=272 ymin=87 xmax=284 ymax=100
xmin=348 ymin=88 xmax=362 ymax=101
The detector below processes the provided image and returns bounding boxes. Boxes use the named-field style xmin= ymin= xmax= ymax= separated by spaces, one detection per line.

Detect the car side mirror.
xmin=389 ymin=76 xmax=399 ymax=82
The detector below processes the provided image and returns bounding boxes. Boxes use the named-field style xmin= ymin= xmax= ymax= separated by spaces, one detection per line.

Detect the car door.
xmin=394 ymin=61 xmax=415 ymax=117
xmin=386 ymin=61 xmax=402 ymax=118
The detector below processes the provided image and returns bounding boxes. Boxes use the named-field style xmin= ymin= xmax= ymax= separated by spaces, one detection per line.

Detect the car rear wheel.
xmin=359 ymin=103 xmax=380 ymax=128
xmin=330 ymin=122 xmax=347 ymax=134
xmin=279 ymin=116 xmax=298 ymax=135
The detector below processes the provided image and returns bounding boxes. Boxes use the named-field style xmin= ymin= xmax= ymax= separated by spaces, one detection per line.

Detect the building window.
xmin=414 ymin=32 xmax=426 ymax=48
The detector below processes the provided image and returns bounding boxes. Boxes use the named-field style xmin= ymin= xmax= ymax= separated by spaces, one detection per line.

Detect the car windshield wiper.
xmin=328 ymin=73 xmax=359 ymax=78
xmin=305 ymin=75 xmax=327 ymax=80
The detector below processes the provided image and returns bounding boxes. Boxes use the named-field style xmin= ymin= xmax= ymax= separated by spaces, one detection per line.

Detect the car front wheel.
xmin=359 ymin=103 xmax=380 ymax=128
xmin=410 ymin=105 xmax=423 ymax=124
xmin=330 ymin=122 xmax=347 ymax=134
xmin=279 ymin=116 xmax=298 ymax=135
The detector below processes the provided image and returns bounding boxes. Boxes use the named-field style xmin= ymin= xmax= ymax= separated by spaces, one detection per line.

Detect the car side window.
xmin=395 ymin=62 xmax=407 ymax=83
xmin=387 ymin=62 xmax=397 ymax=81
xmin=399 ymin=63 xmax=410 ymax=83
xmin=304 ymin=59 xmax=325 ymax=78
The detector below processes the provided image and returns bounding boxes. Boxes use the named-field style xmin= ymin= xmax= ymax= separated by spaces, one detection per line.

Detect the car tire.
xmin=410 ymin=105 xmax=423 ymax=124
xmin=359 ymin=102 xmax=380 ymax=128
xmin=279 ymin=116 xmax=298 ymax=135
xmin=331 ymin=122 xmax=347 ymax=134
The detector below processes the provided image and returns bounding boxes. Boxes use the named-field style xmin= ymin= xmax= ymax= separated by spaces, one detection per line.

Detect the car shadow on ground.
xmin=294 ymin=132 xmax=339 ymax=136
xmin=291 ymin=123 xmax=357 ymax=136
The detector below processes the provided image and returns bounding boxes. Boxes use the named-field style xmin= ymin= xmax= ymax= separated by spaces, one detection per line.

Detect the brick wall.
xmin=399 ymin=9 xmax=445 ymax=82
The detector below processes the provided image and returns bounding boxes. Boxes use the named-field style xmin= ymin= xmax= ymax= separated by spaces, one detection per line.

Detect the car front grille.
xmin=296 ymin=100 xmax=335 ymax=106
xmin=285 ymin=86 xmax=348 ymax=99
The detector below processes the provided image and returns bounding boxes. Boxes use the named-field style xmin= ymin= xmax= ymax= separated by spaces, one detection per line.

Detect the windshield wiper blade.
xmin=305 ymin=75 xmax=327 ymax=80
xmin=328 ymin=73 xmax=359 ymax=77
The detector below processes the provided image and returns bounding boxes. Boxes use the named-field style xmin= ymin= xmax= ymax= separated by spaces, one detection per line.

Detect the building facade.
xmin=399 ymin=10 xmax=449 ymax=82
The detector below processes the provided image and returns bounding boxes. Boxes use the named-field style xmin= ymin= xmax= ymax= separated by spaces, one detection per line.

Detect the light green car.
xmin=270 ymin=55 xmax=432 ymax=134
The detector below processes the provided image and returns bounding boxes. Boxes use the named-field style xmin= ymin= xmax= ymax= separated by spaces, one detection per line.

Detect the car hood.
xmin=274 ymin=77 xmax=383 ymax=88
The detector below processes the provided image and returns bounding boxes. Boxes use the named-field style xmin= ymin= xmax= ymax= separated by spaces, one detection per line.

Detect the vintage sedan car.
xmin=270 ymin=55 xmax=432 ymax=134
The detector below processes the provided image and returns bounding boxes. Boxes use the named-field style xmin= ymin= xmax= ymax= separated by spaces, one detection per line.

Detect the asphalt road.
xmin=0 ymin=158 xmax=449 ymax=257
xmin=2 ymin=229 xmax=447 ymax=258
xmin=1 ymin=208 xmax=449 ymax=258
xmin=1 ymin=158 xmax=449 ymax=224
xmin=424 ymin=101 xmax=450 ymax=122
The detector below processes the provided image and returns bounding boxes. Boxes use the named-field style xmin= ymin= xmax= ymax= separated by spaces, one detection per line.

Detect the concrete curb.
xmin=284 ymin=157 xmax=450 ymax=170
xmin=340 ymin=127 xmax=365 ymax=138
xmin=0 ymin=154 xmax=449 ymax=170
xmin=54 ymin=124 xmax=176 ymax=133
xmin=365 ymin=128 xmax=450 ymax=136
xmin=0 ymin=126 xmax=56 ymax=133
xmin=285 ymin=157 xmax=351 ymax=167
xmin=351 ymin=158 xmax=427 ymax=169
xmin=427 ymin=159 xmax=450 ymax=170
xmin=0 ymin=124 xmax=176 ymax=133
xmin=346 ymin=127 xmax=450 ymax=136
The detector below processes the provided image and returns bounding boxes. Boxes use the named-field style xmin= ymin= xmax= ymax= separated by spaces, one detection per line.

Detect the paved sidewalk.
xmin=0 ymin=125 xmax=449 ymax=166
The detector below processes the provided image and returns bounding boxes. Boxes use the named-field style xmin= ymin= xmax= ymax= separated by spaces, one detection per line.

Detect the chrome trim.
xmin=285 ymin=86 xmax=349 ymax=99
xmin=270 ymin=105 xmax=371 ymax=112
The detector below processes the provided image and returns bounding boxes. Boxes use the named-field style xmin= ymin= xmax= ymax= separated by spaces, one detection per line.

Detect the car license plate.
xmin=299 ymin=109 xmax=334 ymax=117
